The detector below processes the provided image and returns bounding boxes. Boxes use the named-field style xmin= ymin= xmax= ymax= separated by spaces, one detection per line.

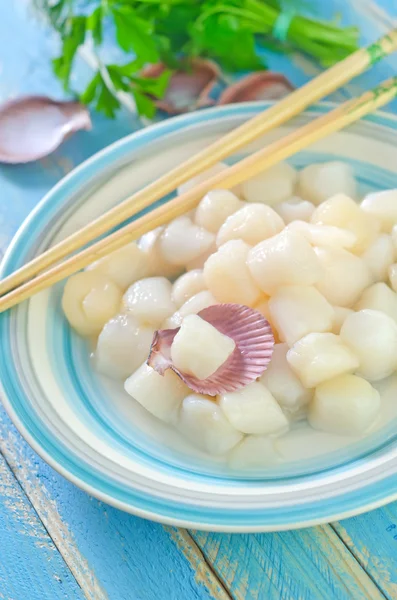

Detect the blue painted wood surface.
xmin=0 ymin=1 xmax=397 ymax=599
xmin=0 ymin=451 xmax=85 ymax=600
xmin=191 ymin=528 xmax=386 ymax=600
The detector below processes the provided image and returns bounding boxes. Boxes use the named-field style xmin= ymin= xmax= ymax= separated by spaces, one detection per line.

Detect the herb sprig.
xmin=37 ymin=0 xmax=359 ymax=118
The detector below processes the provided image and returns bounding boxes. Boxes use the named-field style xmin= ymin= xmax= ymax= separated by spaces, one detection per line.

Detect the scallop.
xmin=285 ymin=220 xmax=356 ymax=250
xmin=159 ymin=216 xmax=215 ymax=266
xmin=204 ymin=239 xmax=261 ymax=306
xmin=124 ymin=363 xmax=189 ymax=423
xmin=86 ymin=242 xmax=150 ymax=290
xmin=310 ymin=194 xmax=378 ymax=253
xmin=171 ymin=270 xmax=206 ymax=307
xmin=216 ymin=203 xmax=284 ymax=247
xmin=178 ymin=395 xmax=243 ymax=455
xmin=178 ymin=290 xmax=217 ymax=316
xmin=260 ymin=343 xmax=312 ymax=417
xmin=313 ymin=246 xmax=371 ymax=307
xmin=229 ymin=436 xmax=281 ymax=470
xmin=95 ymin=313 xmax=155 ymax=379
xmin=309 ymin=374 xmax=380 ymax=435
xmin=275 ymin=196 xmax=315 ymax=224
xmin=171 ymin=314 xmax=235 ymax=380
xmin=287 ymin=332 xmax=359 ymax=388
xmin=62 ymin=271 xmax=122 ymax=337
xmin=164 ymin=290 xmax=217 ymax=328
xmin=219 ymin=381 xmax=288 ymax=435
xmin=331 ymin=306 xmax=354 ymax=334
xmin=254 ymin=297 xmax=280 ymax=343
xmin=340 ymin=309 xmax=397 ymax=381
xmin=247 ymin=230 xmax=321 ymax=295
xmin=138 ymin=227 xmax=182 ymax=279
xmin=355 ymin=282 xmax=397 ymax=324
xmin=391 ymin=225 xmax=397 ymax=254
xmin=361 ymin=189 xmax=397 ymax=232
xmin=194 ymin=189 xmax=243 ymax=233
xmin=241 ymin=162 xmax=297 ymax=206
xmin=297 ymin=162 xmax=357 ymax=205
xmin=123 ymin=277 xmax=176 ymax=327
xmin=185 ymin=241 xmax=217 ymax=271
xmin=389 ymin=264 xmax=397 ymax=292
xmin=254 ymin=296 xmax=271 ymax=320
xmin=268 ymin=285 xmax=334 ymax=347
xmin=361 ymin=234 xmax=394 ymax=281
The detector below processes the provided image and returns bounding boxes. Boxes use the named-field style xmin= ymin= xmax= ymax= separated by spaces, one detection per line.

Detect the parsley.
xmin=36 ymin=0 xmax=359 ymax=118
xmin=112 ymin=6 xmax=160 ymax=62
xmin=52 ymin=14 xmax=86 ymax=88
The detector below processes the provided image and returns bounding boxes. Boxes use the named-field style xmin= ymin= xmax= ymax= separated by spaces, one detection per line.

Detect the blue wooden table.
xmin=1 ymin=1 xmax=397 ymax=599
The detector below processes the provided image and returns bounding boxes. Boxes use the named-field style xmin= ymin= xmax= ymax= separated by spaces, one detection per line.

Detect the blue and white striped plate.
xmin=1 ymin=103 xmax=397 ymax=531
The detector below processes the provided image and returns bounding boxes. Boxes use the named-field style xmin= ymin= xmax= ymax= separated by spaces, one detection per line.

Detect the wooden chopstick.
xmin=0 ymin=29 xmax=396 ymax=297
xmin=1 ymin=76 xmax=396 ymax=313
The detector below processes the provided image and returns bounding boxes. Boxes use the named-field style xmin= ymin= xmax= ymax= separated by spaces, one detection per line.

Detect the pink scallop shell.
xmin=147 ymin=303 xmax=275 ymax=396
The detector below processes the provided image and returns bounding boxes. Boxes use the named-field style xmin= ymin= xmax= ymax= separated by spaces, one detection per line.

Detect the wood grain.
xmin=0 ymin=406 xmax=227 ymax=600
xmin=333 ymin=511 xmax=397 ymax=599
xmin=190 ymin=527 xmax=387 ymax=600
xmin=0 ymin=450 xmax=85 ymax=600
xmin=166 ymin=528 xmax=232 ymax=600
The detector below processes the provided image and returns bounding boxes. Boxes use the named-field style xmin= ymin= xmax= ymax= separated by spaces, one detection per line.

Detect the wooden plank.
xmin=0 ymin=450 xmax=85 ymax=600
xmin=0 ymin=409 xmax=228 ymax=600
xmin=166 ymin=528 xmax=231 ymax=600
xmin=190 ymin=527 xmax=386 ymax=600
xmin=333 ymin=507 xmax=397 ymax=600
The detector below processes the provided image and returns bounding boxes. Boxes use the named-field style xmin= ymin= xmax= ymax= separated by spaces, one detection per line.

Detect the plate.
xmin=1 ymin=102 xmax=397 ymax=532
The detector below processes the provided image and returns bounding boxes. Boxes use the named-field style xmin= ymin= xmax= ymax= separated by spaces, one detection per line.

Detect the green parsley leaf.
xmin=190 ymin=13 xmax=264 ymax=71
xmin=132 ymin=89 xmax=156 ymax=119
xmin=52 ymin=15 xmax=86 ymax=88
xmin=112 ymin=6 xmax=159 ymax=63
xmin=48 ymin=0 xmax=66 ymax=30
xmin=96 ymin=80 xmax=121 ymax=118
xmin=115 ymin=59 xmax=146 ymax=77
xmin=154 ymin=4 xmax=201 ymax=53
xmin=80 ymin=72 xmax=101 ymax=104
xmin=87 ymin=6 xmax=103 ymax=46
xmin=106 ymin=67 xmax=126 ymax=91
xmin=131 ymin=70 xmax=172 ymax=98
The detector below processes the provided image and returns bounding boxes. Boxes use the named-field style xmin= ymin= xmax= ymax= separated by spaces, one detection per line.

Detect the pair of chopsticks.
xmin=0 ymin=30 xmax=397 ymax=313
